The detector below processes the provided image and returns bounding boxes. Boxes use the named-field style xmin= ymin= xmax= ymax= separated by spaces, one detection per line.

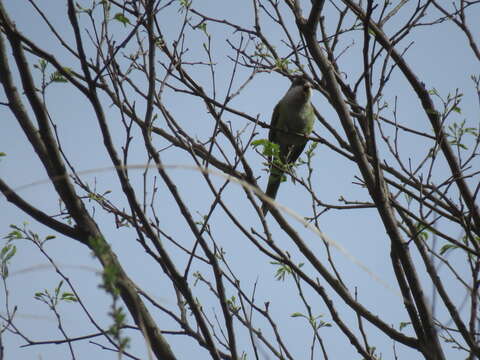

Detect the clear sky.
xmin=1 ymin=1 xmax=479 ymax=359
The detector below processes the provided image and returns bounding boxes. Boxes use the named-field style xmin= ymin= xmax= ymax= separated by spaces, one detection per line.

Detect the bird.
xmin=261 ymin=76 xmax=315 ymax=216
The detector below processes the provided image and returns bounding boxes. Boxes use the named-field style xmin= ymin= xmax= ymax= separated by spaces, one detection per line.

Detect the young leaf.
xmin=439 ymin=243 xmax=458 ymax=255
xmin=114 ymin=13 xmax=130 ymax=26
xmin=291 ymin=312 xmax=305 ymax=318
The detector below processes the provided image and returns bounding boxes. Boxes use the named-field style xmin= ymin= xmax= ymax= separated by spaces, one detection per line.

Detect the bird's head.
xmin=285 ymin=76 xmax=312 ymax=104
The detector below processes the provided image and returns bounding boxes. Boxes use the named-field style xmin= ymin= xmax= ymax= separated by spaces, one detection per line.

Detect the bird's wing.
xmin=268 ymin=102 xmax=281 ymax=143
xmin=283 ymin=104 xmax=314 ymax=163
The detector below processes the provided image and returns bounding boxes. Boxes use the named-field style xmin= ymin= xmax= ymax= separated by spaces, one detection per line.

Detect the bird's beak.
xmin=303 ymin=82 xmax=312 ymax=93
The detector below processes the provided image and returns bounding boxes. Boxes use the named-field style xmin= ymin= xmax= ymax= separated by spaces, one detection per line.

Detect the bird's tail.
xmin=261 ymin=171 xmax=283 ymax=216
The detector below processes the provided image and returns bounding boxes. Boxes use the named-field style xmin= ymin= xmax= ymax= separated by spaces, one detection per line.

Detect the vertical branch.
xmin=294 ymin=1 xmax=446 ymax=358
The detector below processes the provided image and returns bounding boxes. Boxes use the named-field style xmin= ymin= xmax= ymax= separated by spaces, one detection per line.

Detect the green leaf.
xmin=318 ymin=320 xmax=332 ymax=328
xmin=179 ymin=0 xmax=192 ymax=10
xmin=61 ymin=292 xmax=78 ymax=302
xmin=252 ymin=139 xmax=281 ymax=159
xmin=1 ymin=244 xmax=16 ymax=263
xmin=452 ymin=106 xmax=461 ymax=114
xmin=274 ymin=58 xmax=290 ymax=72
xmin=399 ymin=321 xmax=411 ymax=330
xmin=449 ymin=141 xmax=468 ymax=149
xmin=198 ymin=22 xmax=208 ymax=35
xmin=50 ymin=71 xmax=67 ymax=83
xmin=439 ymin=243 xmax=458 ymax=255
xmin=5 ymin=230 xmax=23 ymax=240
xmin=291 ymin=312 xmax=305 ymax=318
xmin=36 ymin=59 xmax=47 ymax=71
xmin=0 ymin=244 xmax=11 ymax=258
xmin=270 ymin=261 xmax=292 ymax=281
xmin=113 ymin=13 xmax=130 ymax=26
xmin=251 ymin=139 xmax=268 ymax=147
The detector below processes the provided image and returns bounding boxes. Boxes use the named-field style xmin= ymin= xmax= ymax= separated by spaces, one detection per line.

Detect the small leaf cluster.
xmin=34 ymin=59 xmax=72 ymax=86
xmin=252 ymin=139 xmax=281 ymax=159
xmin=34 ymin=280 xmax=78 ymax=309
xmin=4 ymin=223 xmax=56 ymax=246
xmin=108 ymin=305 xmax=130 ymax=352
xmin=252 ymin=139 xmax=289 ymax=181
xmin=227 ymin=295 xmax=241 ymax=314
xmin=446 ymin=119 xmax=478 ymax=150
xmin=291 ymin=312 xmax=331 ymax=330
xmin=270 ymin=261 xmax=303 ymax=281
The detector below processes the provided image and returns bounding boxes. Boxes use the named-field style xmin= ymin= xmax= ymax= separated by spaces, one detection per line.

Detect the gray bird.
xmin=261 ymin=77 xmax=315 ymax=215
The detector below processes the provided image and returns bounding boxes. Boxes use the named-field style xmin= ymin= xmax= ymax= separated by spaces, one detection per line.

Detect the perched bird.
xmin=261 ymin=77 xmax=315 ymax=215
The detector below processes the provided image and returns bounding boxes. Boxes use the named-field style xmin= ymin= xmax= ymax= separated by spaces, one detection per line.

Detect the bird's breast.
xmin=284 ymin=106 xmax=311 ymax=133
